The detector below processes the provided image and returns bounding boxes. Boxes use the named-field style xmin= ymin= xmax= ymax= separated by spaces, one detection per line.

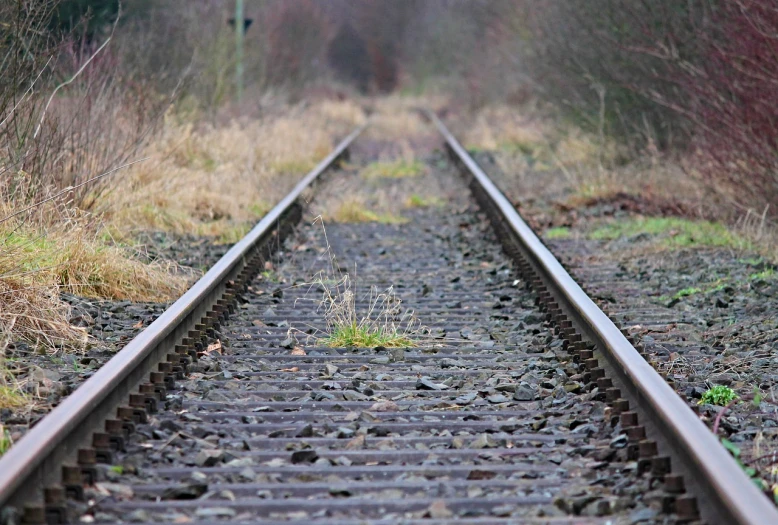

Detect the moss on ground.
xmin=330 ymin=198 xmax=407 ymax=224
xmin=362 ymin=160 xmax=426 ymax=180
xmin=589 ymin=217 xmax=746 ymax=250
xmin=545 ymin=226 xmax=572 ymax=239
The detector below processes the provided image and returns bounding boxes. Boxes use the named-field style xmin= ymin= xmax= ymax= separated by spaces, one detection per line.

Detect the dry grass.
xmin=0 ymin=99 xmax=364 ymax=353
xmin=452 ymin=101 xmax=778 ymax=261
xmin=362 ymin=159 xmax=427 ymax=180
xmin=328 ymin=197 xmax=408 ymax=225
xmin=0 ymin=217 xmax=184 ymax=349
xmin=104 ymin=100 xmax=366 ymax=237
xmin=318 ymin=274 xmax=418 ymax=348
xmin=363 ymin=95 xmax=436 ymax=141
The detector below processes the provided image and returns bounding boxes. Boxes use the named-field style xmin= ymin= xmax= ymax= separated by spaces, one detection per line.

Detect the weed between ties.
xmin=306 ymin=217 xmax=424 ymax=348
xmin=317 ymin=274 xmax=418 ymax=348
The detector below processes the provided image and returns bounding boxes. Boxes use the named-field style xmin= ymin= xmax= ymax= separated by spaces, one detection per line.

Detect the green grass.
xmin=405 ymin=194 xmax=443 ymax=208
xmin=659 ymin=267 xmax=772 ymax=303
xmin=672 ymin=287 xmax=702 ymax=300
xmin=740 ymin=257 xmax=765 ymax=266
xmin=248 ymin=202 xmax=270 ymax=217
xmin=269 ymin=158 xmax=316 ymax=175
xmin=0 ymin=383 xmax=27 ymax=411
xmin=0 ymin=426 xmax=12 ymax=457
xmin=699 ymin=385 xmax=738 ymax=406
xmin=499 ymin=140 xmax=536 ymax=157
xmin=214 ymin=223 xmax=252 ymax=245
xmin=589 ymin=217 xmax=746 ymax=250
xmin=322 ymin=322 xmax=415 ymax=348
xmin=749 ymin=268 xmax=776 ymax=281
xmin=545 ymin=226 xmax=572 ymax=240
xmin=659 ymin=280 xmax=727 ymax=303
xmin=362 ymin=160 xmax=426 ymax=180
xmin=260 ymin=270 xmax=279 ymax=283
xmin=331 ymin=199 xmax=408 ymax=224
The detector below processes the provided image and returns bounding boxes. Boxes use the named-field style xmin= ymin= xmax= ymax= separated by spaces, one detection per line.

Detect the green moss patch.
xmin=589 ymin=217 xmax=746 ymax=250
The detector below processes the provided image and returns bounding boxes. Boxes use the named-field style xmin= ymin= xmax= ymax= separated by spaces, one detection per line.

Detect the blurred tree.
xmin=327 ymin=23 xmax=371 ymax=93
xmin=265 ymin=0 xmax=329 ymax=87
xmin=48 ymin=0 xmax=121 ymax=39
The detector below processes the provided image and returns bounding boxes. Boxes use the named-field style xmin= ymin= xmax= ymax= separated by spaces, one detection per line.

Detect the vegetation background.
xmin=1 ymin=0 xmax=777 ymax=348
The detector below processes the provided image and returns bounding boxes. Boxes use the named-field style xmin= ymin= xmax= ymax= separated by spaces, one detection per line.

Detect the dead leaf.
xmin=252 ymin=320 xmax=265 ymax=327
xmin=132 ymin=320 xmax=144 ymax=329
xmin=369 ymin=400 xmax=398 ymax=412
xmin=345 ymin=434 xmax=365 ymax=450
xmin=205 ymin=340 xmax=222 ymax=355
xmin=290 ymin=347 xmax=306 ymax=356
xmin=280 ymin=367 xmax=299 ymax=372
xmin=264 ymin=261 xmax=274 ymax=270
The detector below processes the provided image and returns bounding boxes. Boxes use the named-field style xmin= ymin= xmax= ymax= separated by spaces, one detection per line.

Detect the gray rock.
xmin=487 ymin=394 xmax=510 ymax=404
xmin=125 ymin=510 xmax=150 ymax=522
xmin=416 ymin=377 xmax=449 ymax=391
xmin=513 ymin=383 xmax=537 ymax=401
xmin=629 ymin=507 xmax=658 ymax=523
xmin=195 ymin=449 xmax=224 ymax=467
xmin=455 ymin=392 xmax=478 ymax=404
xmin=337 ymin=427 xmax=355 ymax=438
xmin=610 ymin=434 xmax=628 ymax=449
xmin=343 ymin=390 xmax=368 ymax=401
xmin=238 ymin=467 xmax=256 ymax=481
xmin=224 ymin=457 xmax=254 ymax=468
xmin=162 ymin=483 xmax=208 ymax=500
xmin=195 ymin=507 xmax=236 ymax=518
xmin=389 ymin=348 xmax=405 ymax=362
xmin=295 ymin=423 xmax=314 ymax=438
xmin=470 ymin=433 xmax=498 ymax=449
xmin=291 ymin=449 xmax=319 ymax=464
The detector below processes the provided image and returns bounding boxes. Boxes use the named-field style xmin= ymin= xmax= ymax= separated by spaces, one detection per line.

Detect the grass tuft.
xmin=317 ymin=274 xmax=421 ymax=348
xmin=405 ymin=194 xmax=443 ymax=209
xmin=699 ymin=385 xmax=738 ymax=406
xmin=0 ymin=384 xmax=27 ymax=410
xmin=362 ymin=160 xmax=426 ymax=180
xmin=545 ymin=226 xmax=572 ymax=239
xmin=2 ymin=224 xmax=187 ymax=302
xmin=323 ymin=321 xmax=414 ymax=348
xmin=330 ymin=198 xmax=408 ymax=224
xmin=0 ymin=424 xmax=13 ymax=457
xmin=310 ymin=221 xmax=424 ymax=349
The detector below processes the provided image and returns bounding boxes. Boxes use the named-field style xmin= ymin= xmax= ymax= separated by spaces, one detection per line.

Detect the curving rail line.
xmin=0 ymin=112 xmax=774 ymax=525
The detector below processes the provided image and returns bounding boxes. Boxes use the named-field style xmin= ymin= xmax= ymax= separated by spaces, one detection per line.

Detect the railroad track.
xmin=0 ymin=113 xmax=775 ymax=525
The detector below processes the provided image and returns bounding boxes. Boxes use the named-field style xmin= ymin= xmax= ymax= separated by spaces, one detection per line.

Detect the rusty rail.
xmin=427 ymin=109 xmax=778 ymax=525
xmin=0 ymin=125 xmax=364 ymax=515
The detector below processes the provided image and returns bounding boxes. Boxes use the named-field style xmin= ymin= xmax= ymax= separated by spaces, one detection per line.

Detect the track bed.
xmin=79 ymin=166 xmax=673 ymax=524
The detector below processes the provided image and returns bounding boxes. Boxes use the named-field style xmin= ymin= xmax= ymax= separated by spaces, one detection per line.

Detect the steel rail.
xmin=427 ymin=110 xmax=778 ymax=525
xmin=0 ymin=124 xmax=364 ymax=511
